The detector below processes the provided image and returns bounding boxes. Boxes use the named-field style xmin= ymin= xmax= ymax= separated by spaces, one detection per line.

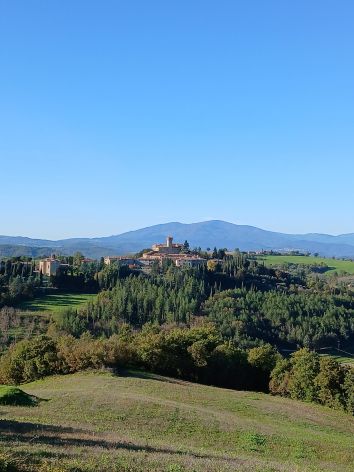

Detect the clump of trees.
xmin=0 ymin=324 xmax=278 ymax=393
xmin=270 ymin=348 xmax=354 ymax=414
xmin=0 ymin=326 xmax=352 ymax=415
xmin=0 ymin=262 xmax=41 ymax=306
xmin=55 ymin=268 xmax=209 ymax=335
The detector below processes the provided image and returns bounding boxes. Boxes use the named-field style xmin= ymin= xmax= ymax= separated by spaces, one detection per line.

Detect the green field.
xmin=18 ymin=293 xmax=97 ymax=314
xmin=0 ymin=371 xmax=353 ymax=472
xmin=257 ymin=255 xmax=354 ymax=275
xmin=318 ymin=348 xmax=354 ymax=365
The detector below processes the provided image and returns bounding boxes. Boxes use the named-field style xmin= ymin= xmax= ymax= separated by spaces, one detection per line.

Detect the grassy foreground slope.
xmin=1 ymin=372 xmax=353 ymax=472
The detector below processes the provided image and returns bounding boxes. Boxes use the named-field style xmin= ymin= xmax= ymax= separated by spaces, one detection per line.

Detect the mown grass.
xmin=18 ymin=293 xmax=96 ymax=314
xmin=0 ymin=371 xmax=353 ymax=471
xmin=257 ymin=255 xmax=354 ymax=274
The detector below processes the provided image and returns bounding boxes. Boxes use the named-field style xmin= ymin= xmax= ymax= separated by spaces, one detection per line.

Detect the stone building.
xmin=38 ymin=257 xmax=61 ymax=276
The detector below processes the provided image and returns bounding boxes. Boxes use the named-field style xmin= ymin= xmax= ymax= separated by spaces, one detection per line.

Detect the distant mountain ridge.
xmin=1 ymin=220 xmax=354 ymax=258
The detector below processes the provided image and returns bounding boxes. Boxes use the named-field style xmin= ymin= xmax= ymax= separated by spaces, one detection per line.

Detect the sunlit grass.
xmin=0 ymin=371 xmax=352 ymax=471
xmin=257 ymin=255 xmax=354 ymax=274
xmin=18 ymin=293 xmax=96 ymax=314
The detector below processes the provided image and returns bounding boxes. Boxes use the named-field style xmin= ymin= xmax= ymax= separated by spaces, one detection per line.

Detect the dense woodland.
xmin=0 ymin=250 xmax=353 ymax=414
xmin=0 ymin=259 xmax=40 ymax=306
xmin=54 ymin=255 xmax=354 ymax=351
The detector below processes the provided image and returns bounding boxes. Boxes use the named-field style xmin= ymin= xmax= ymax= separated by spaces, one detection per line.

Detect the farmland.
xmin=18 ymin=292 xmax=96 ymax=314
xmin=256 ymin=255 xmax=354 ymax=275
xmin=318 ymin=348 xmax=354 ymax=365
xmin=0 ymin=371 xmax=353 ymax=472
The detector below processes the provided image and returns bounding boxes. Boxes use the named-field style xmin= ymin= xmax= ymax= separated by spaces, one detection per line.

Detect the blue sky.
xmin=0 ymin=1 xmax=353 ymax=239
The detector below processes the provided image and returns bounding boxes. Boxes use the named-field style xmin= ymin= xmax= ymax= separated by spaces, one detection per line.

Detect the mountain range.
xmin=1 ymin=220 xmax=354 ymax=259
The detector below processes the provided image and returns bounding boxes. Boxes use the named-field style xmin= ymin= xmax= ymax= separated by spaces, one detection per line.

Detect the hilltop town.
xmin=35 ymin=236 xmax=207 ymax=277
xmin=104 ymin=236 xmax=207 ymax=269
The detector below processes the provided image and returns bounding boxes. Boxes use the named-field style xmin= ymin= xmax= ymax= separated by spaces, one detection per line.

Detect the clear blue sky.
xmin=1 ymin=1 xmax=353 ymax=239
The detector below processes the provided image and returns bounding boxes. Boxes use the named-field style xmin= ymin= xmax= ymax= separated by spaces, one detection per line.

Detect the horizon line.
xmin=0 ymin=219 xmax=353 ymax=241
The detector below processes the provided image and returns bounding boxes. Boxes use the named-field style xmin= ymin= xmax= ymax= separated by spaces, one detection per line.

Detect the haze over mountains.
xmin=1 ymin=220 xmax=354 ymax=259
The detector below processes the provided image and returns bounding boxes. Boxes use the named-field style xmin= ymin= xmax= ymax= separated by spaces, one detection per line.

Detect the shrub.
xmin=104 ymin=326 xmax=137 ymax=367
xmin=314 ymin=357 xmax=347 ymax=410
xmin=0 ymin=336 xmax=59 ymax=385
xmin=343 ymin=367 xmax=354 ymax=414
xmin=247 ymin=344 xmax=280 ymax=372
xmin=288 ymin=348 xmax=320 ymax=402
xmin=269 ymin=358 xmax=291 ymax=396
xmin=0 ymin=386 xmax=37 ymax=406
xmin=270 ymin=349 xmax=354 ymax=414
xmin=57 ymin=333 xmax=106 ymax=374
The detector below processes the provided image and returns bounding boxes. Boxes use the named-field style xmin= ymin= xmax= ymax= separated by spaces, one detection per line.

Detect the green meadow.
xmin=18 ymin=292 xmax=96 ymax=314
xmin=257 ymin=255 xmax=354 ymax=275
xmin=0 ymin=371 xmax=353 ymax=472
xmin=318 ymin=348 xmax=354 ymax=365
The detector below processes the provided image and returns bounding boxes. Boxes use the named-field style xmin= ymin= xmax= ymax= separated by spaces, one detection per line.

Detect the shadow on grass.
xmin=11 ymin=448 xmax=70 ymax=461
xmin=0 ymin=419 xmax=243 ymax=465
xmin=116 ymin=368 xmax=190 ymax=386
xmin=0 ymin=388 xmax=47 ymax=407
xmin=0 ymin=420 xmax=81 ymax=435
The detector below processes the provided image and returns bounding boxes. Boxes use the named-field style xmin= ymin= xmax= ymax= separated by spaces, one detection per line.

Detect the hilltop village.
xmin=37 ymin=236 xmax=206 ymax=276
xmin=105 ymin=236 xmax=207 ymax=269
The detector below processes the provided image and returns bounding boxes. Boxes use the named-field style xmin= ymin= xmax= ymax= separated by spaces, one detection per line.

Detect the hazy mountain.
xmin=1 ymin=220 xmax=354 ymax=258
xmin=291 ymin=233 xmax=354 ymax=246
xmin=0 ymin=236 xmax=57 ymax=247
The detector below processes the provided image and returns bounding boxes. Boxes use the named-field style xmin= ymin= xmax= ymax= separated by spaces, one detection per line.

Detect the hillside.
xmin=1 ymin=220 xmax=354 ymax=258
xmin=1 ymin=371 xmax=353 ymax=472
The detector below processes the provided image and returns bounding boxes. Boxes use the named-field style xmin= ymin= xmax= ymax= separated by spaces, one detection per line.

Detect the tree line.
xmin=0 ymin=325 xmax=352 ymax=414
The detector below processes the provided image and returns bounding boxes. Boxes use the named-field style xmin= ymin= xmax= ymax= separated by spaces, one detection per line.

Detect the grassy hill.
xmin=257 ymin=254 xmax=354 ymax=275
xmin=0 ymin=371 xmax=353 ymax=472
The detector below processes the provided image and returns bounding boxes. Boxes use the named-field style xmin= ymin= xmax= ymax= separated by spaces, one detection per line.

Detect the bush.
xmin=288 ymin=348 xmax=320 ymax=402
xmin=269 ymin=348 xmax=354 ymax=414
xmin=0 ymin=386 xmax=37 ymax=406
xmin=269 ymin=358 xmax=291 ymax=396
xmin=104 ymin=326 xmax=137 ymax=367
xmin=57 ymin=333 xmax=106 ymax=373
xmin=343 ymin=367 xmax=354 ymax=414
xmin=315 ymin=357 xmax=347 ymax=410
xmin=0 ymin=336 xmax=59 ymax=385
xmin=247 ymin=344 xmax=281 ymax=391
